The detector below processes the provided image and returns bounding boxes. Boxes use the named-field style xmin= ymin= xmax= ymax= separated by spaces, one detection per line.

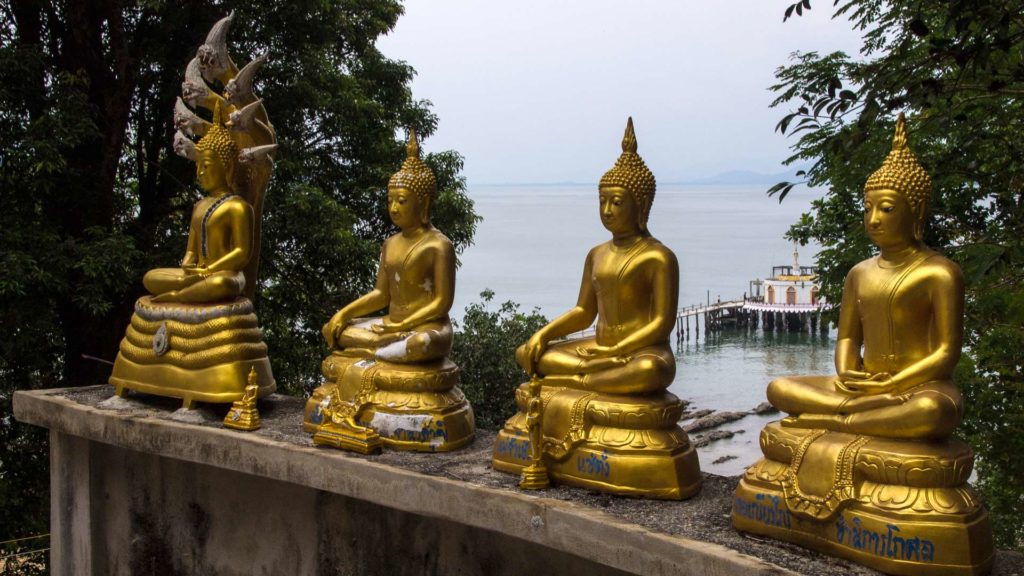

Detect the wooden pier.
xmin=674 ymin=297 xmax=828 ymax=342
xmin=556 ymin=295 xmax=828 ymax=346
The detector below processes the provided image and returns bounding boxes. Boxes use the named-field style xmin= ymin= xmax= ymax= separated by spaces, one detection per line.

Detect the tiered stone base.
xmin=492 ymin=384 xmax=701 ymax=499
xmin=304 ymin=355 xmax=475 ymax=452
xmin=732 ymin=421 xmax=993 ymax=576
xmin=110 ymin=297 xmax=275 ymax=407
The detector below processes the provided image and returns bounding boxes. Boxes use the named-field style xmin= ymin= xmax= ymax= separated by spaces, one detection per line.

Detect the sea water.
xmin=453 ymin=183 xmax=834 ymax=476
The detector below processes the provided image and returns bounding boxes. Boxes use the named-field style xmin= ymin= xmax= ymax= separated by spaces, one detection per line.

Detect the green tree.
xmin=452 ymin=290 xmax=547 ymax=431
xmin=772 ymin=0 xmax=1024 ymax=549
xmin=0 ymin=0 xmax=477 ymax=547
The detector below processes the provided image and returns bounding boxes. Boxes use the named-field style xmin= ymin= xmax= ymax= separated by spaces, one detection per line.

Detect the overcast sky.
xmin=376 ymin=1 xmax=862 ymax=185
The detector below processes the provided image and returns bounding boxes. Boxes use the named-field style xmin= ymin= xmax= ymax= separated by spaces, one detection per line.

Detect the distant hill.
xmin=672 ymin=168 xmax=806 ymax=186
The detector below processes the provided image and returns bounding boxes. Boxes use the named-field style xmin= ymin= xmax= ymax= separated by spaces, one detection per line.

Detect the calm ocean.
xmin=453 ymin=183 xmax=835 ymax=475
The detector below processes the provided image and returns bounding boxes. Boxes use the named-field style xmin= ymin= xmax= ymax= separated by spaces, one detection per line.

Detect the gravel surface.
xmin=61 ymin=386 xmax=1024 ymax=576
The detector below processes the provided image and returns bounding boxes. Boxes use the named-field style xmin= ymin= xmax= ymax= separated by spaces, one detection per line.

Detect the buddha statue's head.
xmin=599 ymin=118 xmax=656 ymax=235
xmin=194 ymin=101 xmax=239 ymax=194
xmin=863 ymin=113 xmax=932 ymax=246
xmin=387 ymin=128 xmax=437 ymax=229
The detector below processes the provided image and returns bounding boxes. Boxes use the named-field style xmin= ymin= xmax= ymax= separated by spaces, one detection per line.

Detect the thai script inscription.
xmin=733 ymin=494 xmax=791 ymax=529
xmin=575 ymin=451 xmax=611 ymax=478
xmin=835 ymin=516 xmax=935 ymax=562
xmin=495 ymin=436 xmax=530 ymax=461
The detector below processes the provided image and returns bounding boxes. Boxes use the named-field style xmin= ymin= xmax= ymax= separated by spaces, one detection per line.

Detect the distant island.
xmin=473 ymin=168 xmax=809 ymax=188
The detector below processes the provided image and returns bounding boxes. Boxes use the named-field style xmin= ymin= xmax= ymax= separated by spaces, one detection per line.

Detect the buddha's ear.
xmin=226 ymin=153 xmax=237 ymax=182
xmin=419 ymin=195 xmax=432 ymax=225
xmin=638 ymin=195 xmax=652 ymax=233
xmin=912 ymin=203 xmax=927 ymax=242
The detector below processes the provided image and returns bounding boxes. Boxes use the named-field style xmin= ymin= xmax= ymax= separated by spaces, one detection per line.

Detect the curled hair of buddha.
xmin=388 ymin=128 xmax=437 ymax=202
xmin=195 ymin=100 xmax=239 ymax=180
xmin=599 ymin=117 xmax=657 ymax=232
xmin=864 ymin=113 xmax=932 ymax=219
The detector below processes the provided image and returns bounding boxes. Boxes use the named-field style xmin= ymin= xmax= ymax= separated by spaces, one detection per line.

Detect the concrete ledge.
xmin=15 ymin=387 xmax=1023 ymax=575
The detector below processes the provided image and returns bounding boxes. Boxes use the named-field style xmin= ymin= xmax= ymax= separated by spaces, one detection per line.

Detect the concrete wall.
xmin=18 ymin=388 xmax=793 ymax=576
xmin=50 ymin=432 xmax=633 ymax=576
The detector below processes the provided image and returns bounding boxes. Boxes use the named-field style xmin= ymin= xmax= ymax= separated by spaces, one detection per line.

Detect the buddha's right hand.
xmin=839 ymin=370 xmax=871 ymax=381
xmin=835 ymin=370 xmax=871 ymax=393
xmin=522 ymin=334 xmax=547 ymax=375
xmin=182 ymin=264 xmax=209 ymax=277
xmin=836 ymin=371 xmax=894 ymax=396
xmin=323 ymin=313 xmax=349 ymax=349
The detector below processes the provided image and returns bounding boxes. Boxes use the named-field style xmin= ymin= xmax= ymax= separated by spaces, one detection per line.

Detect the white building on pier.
xmin=743 ymin=247 xmax=825 ymax=314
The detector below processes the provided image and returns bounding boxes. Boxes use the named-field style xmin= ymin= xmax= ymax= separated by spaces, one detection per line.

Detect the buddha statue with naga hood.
xmin=491 ymin=118 xmax=701 ymax=499
xmin=303 ymin=129 xmax=475 ymax=454
xmin=733 ymin=114 xmax=993 ymax=576
xmin=110 ymin=13 xmax=278 ymax=408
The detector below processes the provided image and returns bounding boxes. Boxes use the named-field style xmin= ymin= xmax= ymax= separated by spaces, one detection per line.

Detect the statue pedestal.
xmin=304 ymin=356 xmax=475 ymax=452
xmin=733 ymin=422 xmax=994 ymax=576
xmin=109 ymin=296 xmax=275 ymax=408
xmin=493 ymin=383 xmax=701 ymax=499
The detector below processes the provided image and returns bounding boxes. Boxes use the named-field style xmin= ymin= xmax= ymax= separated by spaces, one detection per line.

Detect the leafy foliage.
xmin=0 ymin=534 xmax=47 ymax=575
xmin=774 ymin=0 xmax=1024 ymax=549
xmin=0 ymin=0 xmax=477 ymax=547
xmin=451 ymin=290 xmax=547 ymax=431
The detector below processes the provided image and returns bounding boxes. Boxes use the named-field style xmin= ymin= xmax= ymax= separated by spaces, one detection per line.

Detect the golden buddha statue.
xmin=109 ymin=14 xmax=278 ymax=408
xmin=491 ymin=119 xmax=701 ymax=499
xmin=733 ymin=114 xmax=993 ymax=576
xmin=223 ymin=367 xmax=262 ymax=431
xmin=144 ymin=105 xmax=252 ymax=304
xmin=303 ymin=130 xmax=474 ymax=454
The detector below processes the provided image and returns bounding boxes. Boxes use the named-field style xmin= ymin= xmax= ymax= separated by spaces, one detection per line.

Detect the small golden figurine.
xmin=305 ymin=129 xmax=475 ymax=453
xmin=519 ymin=375 xmax=550 ymax=490
xmin=492 ymin=118 xmax=701 ymax=499
xmin=223 ymin=367 xmax=261 ymax=431
xmin=733 ymin=114 xmax=993 ymax=576
xmin=109 ymin=13 xmax=278 ymax=408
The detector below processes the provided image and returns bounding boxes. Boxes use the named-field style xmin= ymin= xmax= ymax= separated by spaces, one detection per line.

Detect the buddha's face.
xmin=863 ymin=188 xmax=917 ymax=250
xmin=599 ymin=185 xmax=640 ymax=237
xmin=196 ymin=149 xmax=230 ymax=194
xmin=388 ymin=186 xmax=425 ymax=230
